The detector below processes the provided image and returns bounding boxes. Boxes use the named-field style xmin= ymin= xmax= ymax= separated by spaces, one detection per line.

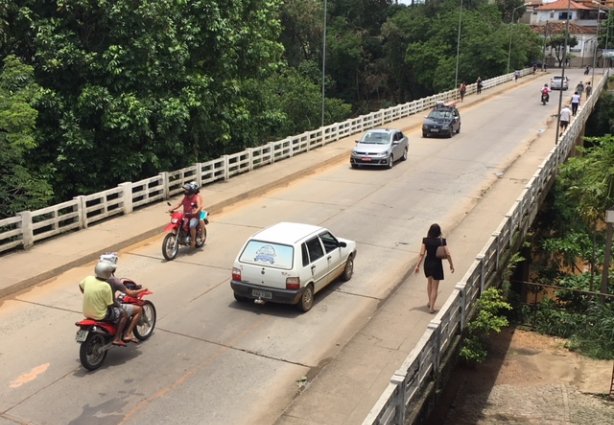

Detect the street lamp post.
xmin=454 ymin=0 xmax=463 ymax=89
xmin=542 ymin=20 xmax=549 ymax=71
xmin=591 ymin=0 xmax=602 ymax=87
xmin=555 ymin=0 xmax=572 ymax=143
xmin=321 ymin=0 xmax=327 ymax=129
xmin=507 ymin=4 xmax=529 ymax=74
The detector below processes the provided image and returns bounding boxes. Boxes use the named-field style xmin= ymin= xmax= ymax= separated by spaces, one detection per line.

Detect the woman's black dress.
xmin=423 ymin=237 xmax=446 ymax=280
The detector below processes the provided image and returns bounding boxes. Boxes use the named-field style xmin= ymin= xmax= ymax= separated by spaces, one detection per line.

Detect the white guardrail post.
xmin=74 ymin=195 xmax=87 ymax=229
xmin=19 ymin=211 xmax=33 ymax=249
xmin=119 ymin=182 xmax=133 ymax=214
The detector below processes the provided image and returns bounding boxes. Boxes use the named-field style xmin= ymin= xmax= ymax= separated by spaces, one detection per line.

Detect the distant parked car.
xmin=350 ymin=128 xmax=409 ymax=169
xmin=550 ymin=75 xmax=569 ymax=90
xmin=422 ymin=102 xmax=461 ymax=138
xmin=231 ymin=222 xmax=357 ymax=312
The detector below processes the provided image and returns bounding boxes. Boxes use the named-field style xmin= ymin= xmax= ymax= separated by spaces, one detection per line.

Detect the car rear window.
xmin=239 ymin=240 xmax=294 ymax=270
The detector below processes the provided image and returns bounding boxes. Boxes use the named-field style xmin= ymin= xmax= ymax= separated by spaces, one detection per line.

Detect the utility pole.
xmin=554 ymin=1 xmax=571 ymax=143
xmin=542 ymin=21 xmax=549 ymax=71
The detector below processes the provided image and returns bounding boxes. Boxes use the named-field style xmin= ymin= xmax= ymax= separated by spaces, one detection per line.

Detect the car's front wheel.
xmin=341 ymin=255 xmax=354 ymax=281
xmin=401 ymin=147 xmax=408 ymax=161
xmin=386 ymin=155 xmax=394 ymax=169
xmin=447 ymin=126 xmax=454 ymax=138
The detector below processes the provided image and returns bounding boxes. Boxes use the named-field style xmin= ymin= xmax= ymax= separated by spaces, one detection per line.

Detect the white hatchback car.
xmin=231 ymin=222 xmax=357 ymax=312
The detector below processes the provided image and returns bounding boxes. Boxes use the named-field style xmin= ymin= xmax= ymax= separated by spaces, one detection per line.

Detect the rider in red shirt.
xmin=169 ymin=182 xmax=203 ymax=248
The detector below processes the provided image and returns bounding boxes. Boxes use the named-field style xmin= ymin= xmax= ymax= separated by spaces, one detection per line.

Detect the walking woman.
xmin=414 ymin=224 xmax=454 ymax=313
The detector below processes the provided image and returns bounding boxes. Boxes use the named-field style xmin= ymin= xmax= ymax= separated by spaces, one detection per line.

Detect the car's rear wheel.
xmin=297 ymin=284 xmax=314 ymax=312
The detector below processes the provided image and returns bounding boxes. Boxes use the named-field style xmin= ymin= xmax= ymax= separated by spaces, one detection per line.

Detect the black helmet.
xmin=183 ymin=181 xmax=199 ymax=195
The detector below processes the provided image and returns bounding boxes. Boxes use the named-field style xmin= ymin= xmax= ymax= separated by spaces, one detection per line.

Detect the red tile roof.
xmin=537 ymin=0 xmax=593 ymax=10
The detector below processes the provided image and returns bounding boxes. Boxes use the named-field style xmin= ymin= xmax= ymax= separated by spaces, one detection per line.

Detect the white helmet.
xmin=95 ymin=261 xmax=116 ymax=280
xmin=100 ymin=252 xmax=118 ymax=265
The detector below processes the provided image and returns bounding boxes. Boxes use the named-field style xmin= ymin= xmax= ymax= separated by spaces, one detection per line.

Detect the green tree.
xmin=0 ymin=55 xmax=52 ymax=217
xmin=3 ymin=0 xmax=285 ymax=201
xmin=547 ymin=33 xmax=578 ymax=67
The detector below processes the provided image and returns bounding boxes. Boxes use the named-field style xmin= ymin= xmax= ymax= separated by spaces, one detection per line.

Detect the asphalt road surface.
xmin=0 ymin=70 xmax=586 ymax=425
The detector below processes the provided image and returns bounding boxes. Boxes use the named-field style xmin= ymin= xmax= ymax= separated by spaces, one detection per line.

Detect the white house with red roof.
xmin=524 ymin=0 xmax=612 ymax=67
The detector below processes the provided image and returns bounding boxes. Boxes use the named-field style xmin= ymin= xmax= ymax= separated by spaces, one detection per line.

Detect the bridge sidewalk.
xmin=0 ymin=73 xmax=543 ymax=300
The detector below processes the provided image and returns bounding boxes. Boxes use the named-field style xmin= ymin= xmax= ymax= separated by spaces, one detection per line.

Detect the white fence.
xmin=361 ymin=70 xmax=609 ymax=425
xmin=0 ymin=71 xmax=522 ymax=254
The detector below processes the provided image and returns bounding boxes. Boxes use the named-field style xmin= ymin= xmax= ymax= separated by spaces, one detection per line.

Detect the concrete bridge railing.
xmin=361 ymin=70 xmax=610 ymax=425
xmin=0 ymin=71 xmax=529 ymax=254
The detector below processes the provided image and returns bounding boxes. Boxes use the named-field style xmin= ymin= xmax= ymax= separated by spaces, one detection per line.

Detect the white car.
xmin=231 ymin=222 xmax=357 ymax=312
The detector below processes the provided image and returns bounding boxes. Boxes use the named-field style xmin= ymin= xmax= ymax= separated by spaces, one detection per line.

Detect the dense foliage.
xmin=518 ymin=94 xmax=614 ymax=359
xmin=0 ymin=0 xmax=542 ymax=216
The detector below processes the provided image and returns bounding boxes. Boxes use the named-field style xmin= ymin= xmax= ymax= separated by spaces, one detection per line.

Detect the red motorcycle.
xmin=75 ymin=280 xmax=156 ymax=371
xmin=161 ymin=203 xmax=208 ymax=260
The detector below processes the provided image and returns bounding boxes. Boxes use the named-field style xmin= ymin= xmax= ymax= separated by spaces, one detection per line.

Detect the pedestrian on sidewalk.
xmin=585 ymin=81 xmax=592 ymax=97
xmin=559 ymin=104 xmax=572 ymax=131
xmin=476 ymin=76 xmax=483 ymax=94
xmin=570 ymin=91 xmax=581 ymax=116
xmin=459 ymin=82 xmax=466 ymax=102
xmin=415 ymin=223 xmax=454 ymax=314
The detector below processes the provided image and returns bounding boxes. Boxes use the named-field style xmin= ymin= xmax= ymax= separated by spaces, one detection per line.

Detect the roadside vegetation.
xmin=459 ymin=85 xmax=614 ymax=364
xmin=0 ymin=0 xmax=541 ymax=217
xmin=513 ymin=85 xmax=614 ymax=360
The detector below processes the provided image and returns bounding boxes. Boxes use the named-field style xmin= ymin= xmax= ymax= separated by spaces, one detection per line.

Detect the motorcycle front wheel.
xmin=80 ymin=332 xmax=109 ymax=371
xmin=162 ymin=233 xmax=179 ymax=260
xmin=134 ymin=301 xmax=157 ymax=341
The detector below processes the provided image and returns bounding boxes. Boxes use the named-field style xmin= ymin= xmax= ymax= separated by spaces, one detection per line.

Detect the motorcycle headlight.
xmin=171 ymin=218 xmax=179 ymax=224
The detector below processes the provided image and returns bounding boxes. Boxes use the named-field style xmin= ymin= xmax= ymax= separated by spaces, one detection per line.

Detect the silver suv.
xmin=550 ymin=75 xmax=569 ymax=90
xmin=350 ymin=128 xmax=409 ymax=169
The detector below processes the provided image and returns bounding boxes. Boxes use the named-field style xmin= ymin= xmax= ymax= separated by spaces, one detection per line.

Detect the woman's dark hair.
xmin=427 ymin=223 xmax=442 ymax=238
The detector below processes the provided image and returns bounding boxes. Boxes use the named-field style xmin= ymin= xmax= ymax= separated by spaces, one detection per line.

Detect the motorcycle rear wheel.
xmin=162 ymin=233 xmax=179 ymax=261
xmin=80 ymin=333 xmax=109 ymax=371
xmin=195 ymin=226 xmax=207 ymax=248
xmin=134 ymin=301 xmax=157 ymax=341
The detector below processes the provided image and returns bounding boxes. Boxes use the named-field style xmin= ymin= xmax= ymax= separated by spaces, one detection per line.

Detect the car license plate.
xmin=75 ymin=329 xmax=89 ymax=342
xmin=362 ymin=157 xmax=372 ymax=162
xmin=252 ymin=289 xmax=272 ymax=299
xmin=431 ymin=128 xmax=439 ymax=132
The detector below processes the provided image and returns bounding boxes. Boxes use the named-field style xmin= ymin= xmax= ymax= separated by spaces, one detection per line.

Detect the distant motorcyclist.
xmin=168 ymin=182 xmax=203 ymax=249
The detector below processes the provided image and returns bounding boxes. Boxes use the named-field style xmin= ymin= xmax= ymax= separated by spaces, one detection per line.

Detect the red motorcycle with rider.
xmin=162 ymin=181 xmax=209 ymax=261
xmin=75 ymin=256 xmax=156 ymax=371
